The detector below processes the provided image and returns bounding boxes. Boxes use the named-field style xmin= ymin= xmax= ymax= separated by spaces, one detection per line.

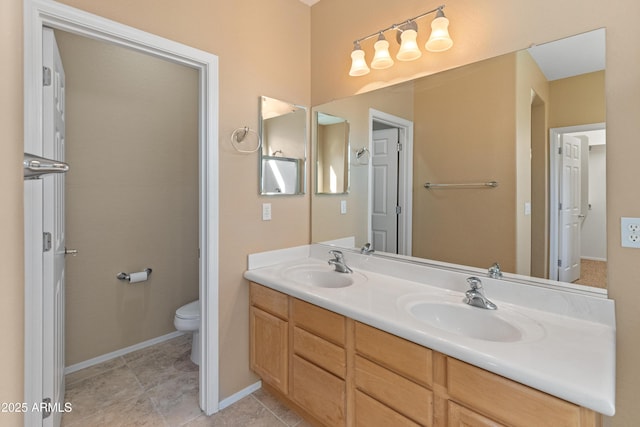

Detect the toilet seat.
xmin=175 ymin=300 xmax=200 ymax=320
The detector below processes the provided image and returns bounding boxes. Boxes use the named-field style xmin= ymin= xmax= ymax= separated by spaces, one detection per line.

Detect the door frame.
xmin=23 ymin=0 xmax=220 ymax=422
xmin=368 ymin=109 xmax=413 ymax=256
xmin=548 ymin=123 xmax=605 ymax=281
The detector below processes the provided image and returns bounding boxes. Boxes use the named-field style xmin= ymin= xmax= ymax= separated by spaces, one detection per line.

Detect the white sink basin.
xmin=281 ymin=263 xmax=363 ymax=288
xmin=402 ymin=296 xmax=545 ymax=343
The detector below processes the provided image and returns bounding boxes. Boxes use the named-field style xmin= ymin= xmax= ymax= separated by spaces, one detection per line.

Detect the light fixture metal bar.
xmin=352 ymin=5 xmax=445 ymax=45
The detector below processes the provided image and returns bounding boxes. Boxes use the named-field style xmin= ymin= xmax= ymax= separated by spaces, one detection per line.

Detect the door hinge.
xmin=558 ymin=259 xmax=562 ymax=268
xmin=559 ymin=202 xmax=563 ymax=210
xmin=396 ymin=205 xmax=402 ymax=215
xmin=397 ymin=142 xmax=403 ymax=151
xmin=43 ymin=232 xmax=52 ymax=252
xmin=558 ymin=146 xmax=563 ymax=155
xmin=43 ymin=66 xmax=52 ymax=87
xmin=42 ymin=397 xmax=52 ymax=419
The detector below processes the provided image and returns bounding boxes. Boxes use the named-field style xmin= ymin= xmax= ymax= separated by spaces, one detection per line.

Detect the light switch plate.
xmin=621 ymin=217 xmax=640 ymax=248
xmin=262 ymin=203 xmax=272 ymax=221
xmin=340 ymin=200 xmax=347 ymax=214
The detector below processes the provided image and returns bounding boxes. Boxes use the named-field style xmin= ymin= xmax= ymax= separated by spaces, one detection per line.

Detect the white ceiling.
xmin=527 ymin=28 xmax=605 ymax=81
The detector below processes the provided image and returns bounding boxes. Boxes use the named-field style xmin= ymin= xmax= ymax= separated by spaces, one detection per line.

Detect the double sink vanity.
xmin=244 ymin=244 xmax=615 ymax=426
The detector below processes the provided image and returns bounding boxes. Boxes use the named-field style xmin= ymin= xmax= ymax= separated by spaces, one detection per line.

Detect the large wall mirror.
xmin=260 ymin=96 xmax=307 ymax=195
xmin=315 ymin=112 xmax=350 ymax=194
xmin=311 ymin=29 xmax=606 ymax=291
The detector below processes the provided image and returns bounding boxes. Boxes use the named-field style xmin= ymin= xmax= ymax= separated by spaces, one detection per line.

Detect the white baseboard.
xmin=64 ymin=331 xmax=185 ymax=375
xmin=218 ymin=381 xmax=262 ymax=410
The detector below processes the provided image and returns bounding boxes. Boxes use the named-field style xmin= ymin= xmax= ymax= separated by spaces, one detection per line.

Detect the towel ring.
xmin=230 ymin=126 xmax=262 ymax=153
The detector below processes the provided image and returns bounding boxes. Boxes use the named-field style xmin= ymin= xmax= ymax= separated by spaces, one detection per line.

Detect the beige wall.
xmin=412 ymin=53 xmax=517 ymax=271
xmin=550 ymin=71 xmax=606 ymax=128
xmin=56 ymin=31 xmax=200 ymax=365
xmin=311 ymin=1 xmax=640 ymax=426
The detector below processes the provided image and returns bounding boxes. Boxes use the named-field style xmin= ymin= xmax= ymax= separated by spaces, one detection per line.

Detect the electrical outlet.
xmin=621 ymin=217 xmax=640 ymax=248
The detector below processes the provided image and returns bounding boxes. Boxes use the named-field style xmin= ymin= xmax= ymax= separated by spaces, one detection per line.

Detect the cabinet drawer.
xmin=249 ymin=307 xmax=288 ymax=394
xmin=250 ymin=282 xmax=288 ymax=319
xmin=355 ymin=390 xmax=421 ymax=427
xmin=293 ymin=326 xmax=346 ymax=379
xmin=355 ymin=322 xmax=432 ymax=387
xmin=448 ymin=358 xmax=581 ymax=427
xmin=292 ymin=355 xmax=346 ymax=427
xmin=355 ymin=355 xmax=432 ymax=426
xmin=448 ymin=401 xmax=505 ymax=427
xmin=292 ymin=298 xmax=345 ymax=346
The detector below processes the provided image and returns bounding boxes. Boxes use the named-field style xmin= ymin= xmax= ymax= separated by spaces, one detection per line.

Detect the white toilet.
xmin=174 ymin=300 xmax=200 ymax=365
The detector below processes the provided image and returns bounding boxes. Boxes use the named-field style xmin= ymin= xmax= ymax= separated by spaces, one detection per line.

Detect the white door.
xmin=558 ymin=135 xmax=581 ymax=283
xmin=371 ymin=128 xmax=399 ymax=253
xmin=42 ymin=27 xmax=66 ymax=427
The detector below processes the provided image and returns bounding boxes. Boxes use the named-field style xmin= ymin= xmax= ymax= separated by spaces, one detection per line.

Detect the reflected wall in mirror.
xmin=260 ymin=96 xmax=307 ymax=195
xmin=311 ymin=29 xmax=606 ymax=289
xmin=316 ymin=112 xmax=350 ymax=194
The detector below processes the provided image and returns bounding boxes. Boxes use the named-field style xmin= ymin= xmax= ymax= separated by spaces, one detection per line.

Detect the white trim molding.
xmin=23 ymin=0 xmax=220 ymax=422
xmin=368 ymin=109 xmax=414 ymax=256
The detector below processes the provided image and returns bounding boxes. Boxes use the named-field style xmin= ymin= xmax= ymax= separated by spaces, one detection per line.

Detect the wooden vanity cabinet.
xmin=249 ymin=283 xmax=289 ymax=394
xmin=444 ymin=358 xmax=601 ymax=427
xmin=248 ymin=283 xmax=602 ymax=427
xmin=354 ymin=322 xmax=434 ymax=426
xmin=291 ymin=298 xmax=347 ymax=427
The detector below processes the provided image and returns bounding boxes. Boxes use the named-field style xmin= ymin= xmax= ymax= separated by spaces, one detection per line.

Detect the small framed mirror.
xmin=259 ymin=96 xmax=307 ymax=195
xmin=315 ymin=112 xmax=350 ymax=194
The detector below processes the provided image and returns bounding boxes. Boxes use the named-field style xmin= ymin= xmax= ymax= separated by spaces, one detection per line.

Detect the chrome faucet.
xmin=488 ymin=262 xmax=503 ymax=279
xmin=328 ymin=250 xmax=353 ymax=273
xmin=360 ymin=243 xmax=375 ymax=255
xmin=464 ymin=277 xmax=497 ymax=310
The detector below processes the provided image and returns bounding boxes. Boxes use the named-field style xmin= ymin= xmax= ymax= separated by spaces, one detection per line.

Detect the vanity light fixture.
xmin=348 ymin=4 xmax=453 ymax=77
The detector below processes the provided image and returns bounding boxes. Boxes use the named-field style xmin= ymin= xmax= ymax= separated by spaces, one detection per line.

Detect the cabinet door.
xmin=292 ymin=355 xmax=346 ymax=427
xmin=448 ymin=402 xmax=505 ymax=427
xmin=250 ymin=306 xmax=288 ymax=394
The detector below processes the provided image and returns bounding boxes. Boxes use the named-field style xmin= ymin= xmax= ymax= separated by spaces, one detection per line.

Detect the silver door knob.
xmin=64 ymin=248 xmax=78 ymax=256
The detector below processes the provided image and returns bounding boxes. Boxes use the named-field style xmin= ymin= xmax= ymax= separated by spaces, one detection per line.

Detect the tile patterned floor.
xmin=62 ymin=335 xmax=310 ymax=427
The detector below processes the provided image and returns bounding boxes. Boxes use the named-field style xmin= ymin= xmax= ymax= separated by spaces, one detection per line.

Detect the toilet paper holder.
xmin=117 ymin=268 xmax=152 ymax=282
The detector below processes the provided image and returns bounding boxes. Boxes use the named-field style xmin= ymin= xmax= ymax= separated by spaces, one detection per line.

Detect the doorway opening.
xmin=368 ymin=109 xmax=413 ymax=256
xmin=23 ymin=1 xmax=220 ymax=424
xmin=549 ymin=123 xmax=606 ymax=287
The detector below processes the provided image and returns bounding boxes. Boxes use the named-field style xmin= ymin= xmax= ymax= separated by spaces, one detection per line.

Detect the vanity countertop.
xmin=244 ymin=245 xmax=616 ymax=416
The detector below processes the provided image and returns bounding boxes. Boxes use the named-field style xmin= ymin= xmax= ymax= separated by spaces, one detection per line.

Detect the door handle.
xmin=64 ymin=248 xmax=78 ymax=256
xmin=24 ymin=153 xmax=69 ymax=180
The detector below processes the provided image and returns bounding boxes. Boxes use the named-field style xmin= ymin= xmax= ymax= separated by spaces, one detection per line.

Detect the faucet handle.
xmin=329 ymin=250 xmax=344 ymax=260
xmin=488 ymin=262 xmax=503 ymax=278
xmin=466 ymin=276 xmax=483 ymax=290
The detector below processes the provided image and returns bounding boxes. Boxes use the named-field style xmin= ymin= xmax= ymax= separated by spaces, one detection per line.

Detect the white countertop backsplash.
xmin=245 ymin=243 xmax=616 ymax=416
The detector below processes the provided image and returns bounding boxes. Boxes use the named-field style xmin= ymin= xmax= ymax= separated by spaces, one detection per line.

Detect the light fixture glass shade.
xmin=371 ymin=38 xmax=394 ymax=69
xmin=425 ymin=15 xmax=453 ymax=52
xmin=396 ymin=29 xmax=422 ymax=61
xmin=349 ymin=47 xmax=370 ymax=76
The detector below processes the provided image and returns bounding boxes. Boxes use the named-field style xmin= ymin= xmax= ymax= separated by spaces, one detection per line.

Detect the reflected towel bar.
xmin=424 ymin=181 xmax=498 ymax=189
